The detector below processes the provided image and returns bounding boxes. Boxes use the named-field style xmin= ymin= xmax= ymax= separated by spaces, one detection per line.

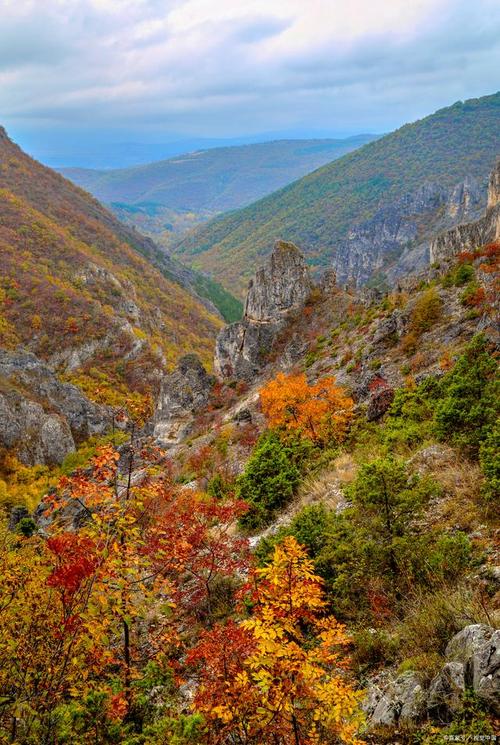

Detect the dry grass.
xmin=398 ymin=583 xmax=498 ymax=658
xmin=421 ymin=457 xmax=484 ymax=532
xmin=297 ymin=453 xmax=357 ymax=507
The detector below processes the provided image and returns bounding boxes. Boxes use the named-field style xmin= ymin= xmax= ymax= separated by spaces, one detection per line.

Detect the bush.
xmin=384 ymin=377 xmax=440 ymax=449
xmin=479 ymin=422 xmax=500 ymax=502
xmin=345 ymin=457 xmax=440 ymax=586
xmin=236 ymin=432 xmax=302 ymax=531
xmin=442 ymin=262 xmax=474 ymax=287
xmin=410 ymin=287 xmax=443 ymax=335
xmin=352 ymin=628 xmax=399 ymax=672
xmin=398 ymin=586 xmax=489 ymax=658
xmin=206 ymin=473 xmax=233 ymax=500
xmin=397 ymin=652 xmax=443 ymax=684
xmin=426 ymin=532 xmax=472 ymax=582
xmin=255 ymin=503 xmax=335 ymax=567
xmin=434 ymin=334 xmax=498 ymax=454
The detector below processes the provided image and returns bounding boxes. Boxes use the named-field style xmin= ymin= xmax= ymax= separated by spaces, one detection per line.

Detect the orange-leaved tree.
xmin=260 ymin=372 xmax=354 ymax=445
xmin=189 ymin=536 xmax=363 ymax=745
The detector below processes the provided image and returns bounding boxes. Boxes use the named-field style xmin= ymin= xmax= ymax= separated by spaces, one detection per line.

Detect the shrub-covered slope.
xmin=173 ymin=92 xmax=500 ymax=296
xmin=0 ymin=127 xmax=223 ymax=397
xmin=163 ymin=238 xmax=499 ymax=741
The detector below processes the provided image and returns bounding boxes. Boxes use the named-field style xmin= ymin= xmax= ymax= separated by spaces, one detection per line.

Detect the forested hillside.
xmin=2 ymin=218 xmax=498 ymax=743
xmin=60 ymin=136 xmax=376 ymax=246
xmin=174 ymin=93 xmax=500 ymax=296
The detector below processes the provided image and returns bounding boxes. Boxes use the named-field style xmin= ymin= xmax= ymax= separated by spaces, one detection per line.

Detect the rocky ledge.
xmin=153 ymin=354 xmax=215 ymax=446
xmin=430 ymin=159 xmax=500 ymax=265
xmin=0 ymin=349 xmax=109 ymax=466
xmin=364 ymin=624 xmax=500 ymax=730
xmin=215 ymin=240 xmax=313 ymax=380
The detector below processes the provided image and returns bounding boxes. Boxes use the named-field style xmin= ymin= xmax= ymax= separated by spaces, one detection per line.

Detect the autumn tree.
xmin=260 ymin=372 xmax=354 ymax=446
xmin=0 ymin=525 xmax=110 ymax=743
xmin=189 ymin=536 xmax=363 ymax=745
xmin=0 ymin=422 xmax=252 ymax=743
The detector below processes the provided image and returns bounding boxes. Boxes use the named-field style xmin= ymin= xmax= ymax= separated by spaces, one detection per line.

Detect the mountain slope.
xmin=0 ymin=127 xmax=223 ymax=402
xmin=173 ymin=92 xmax=500 ymax=296
xmin=60 ymin=136 xmax=376 ymax=212
xmin=59 ymin=136 xmax=377 ymax=244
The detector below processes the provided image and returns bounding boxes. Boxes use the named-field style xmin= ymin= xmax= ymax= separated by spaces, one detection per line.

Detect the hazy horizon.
xmin=2 ymin=0 xmax=500 ymax=167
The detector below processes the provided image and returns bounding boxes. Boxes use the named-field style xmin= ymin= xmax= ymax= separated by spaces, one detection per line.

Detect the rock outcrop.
xmin=215 ymin=241 xmax=313 ymax=380
xmin=430 ymin=160 xmax=500 ymax=265
xmin=427 ymin=662 xmax=465 ymax=722
xmin=153 ymin=354 xmax=214 ymax=446
xmin=364 ymin=624 xmax=500 ymax=731
xmin=333 ymin=176 xmax=485 ymax=287
xmin=0 ymin=350 xmax=109 ymax=466
xmin=363 ymin=671 xmax=426 ymax=727
xmin=444 ymin=624 xmax=500 ymax=716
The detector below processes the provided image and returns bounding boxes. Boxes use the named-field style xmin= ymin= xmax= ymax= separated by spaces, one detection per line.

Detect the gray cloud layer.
xmin=1 ymin=0 xmax=499 ymax=140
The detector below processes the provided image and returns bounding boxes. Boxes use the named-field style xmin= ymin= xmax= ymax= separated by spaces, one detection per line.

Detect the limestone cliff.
xmin=430 ymin=160 xmax=500 ymax=264
xmin=215 ymin=241 xmax=313 ymax=380
xmin=332 ymin=176 xmax=485 ymax=287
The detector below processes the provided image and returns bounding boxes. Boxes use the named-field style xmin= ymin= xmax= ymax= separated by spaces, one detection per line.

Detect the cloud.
xmin=0 ymin=0 xmax=499 ymax=139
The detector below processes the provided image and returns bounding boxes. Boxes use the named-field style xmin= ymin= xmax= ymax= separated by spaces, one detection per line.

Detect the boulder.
xmin=444 ymin=624 xmax=500 ymax=715
xmin=0 ymin=350 xmax=108 ymax=466
xmin=427 ymin=662 xmax=465 ymax=722
xmin=215 ymin=241 xmax=313 ymax=380
xmin=372 ymin=313 xmax=399 ymax=345
xmin=366 ymin=386 xmax=395 ymax=421
xmin=366 ymin=671 xmax=426 ymax=727
xmin=445 ymin=624 xmax=495 ymax=664
xmin=467 ymin=629 xmax=500 ymax=715
xmin=154 ymin=354 xmax=214 ymax=446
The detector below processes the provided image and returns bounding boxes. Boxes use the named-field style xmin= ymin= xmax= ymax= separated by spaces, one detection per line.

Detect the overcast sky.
xmin=1 ymin=0 xmax=500 ymax=147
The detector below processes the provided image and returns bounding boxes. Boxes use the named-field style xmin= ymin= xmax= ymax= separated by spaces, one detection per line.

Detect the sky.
xmin=1 ymin=0 xmax=500 ymax=163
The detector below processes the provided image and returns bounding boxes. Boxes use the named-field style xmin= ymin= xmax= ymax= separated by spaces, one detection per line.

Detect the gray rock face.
xmin=467 ymin=629 xmax=500 ymax=715
xmin=333 ymin=177 xmax=485 ymax=287
xmin=445 ymin=624 xmax=500 ymax=715
xmin=215 ymin=241 xmax=313 ymax=380
xmin=319 ymin=268 xmax=337 ymax=294
xmin=245 ymin=240 xmax=313 ymax=322
xmin=430 ymin=160 xmax=500 ymax=265
xmin=363 ymin=624 xmax=500 ymax=733
xmin=364 ymin=671 xmax=426 ymax=727
xmin=0 ymin=350 xmax=109 ymax=466
xmin=154 ymin=354 xmax=214 ymax=445
xmin=215 ymin=320 xmax=278 ymax=381
xmin=445 ymin=624 xmax=495 ymax=663
xmin=427 ymin=662 xmax=465 ymax=722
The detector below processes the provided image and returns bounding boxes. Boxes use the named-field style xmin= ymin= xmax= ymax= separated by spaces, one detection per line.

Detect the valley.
xmin=60 ymin=135 xmax=377 ymax=249
xmin=0 ymin=93 xmax=498 ymax=745
xmin=173 ymin=93 xmax=500 ymax=297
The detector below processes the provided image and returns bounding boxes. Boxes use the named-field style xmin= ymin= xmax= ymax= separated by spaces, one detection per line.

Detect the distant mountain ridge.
xmin=172 ymin=92 xmax=500 ymax=296
xmin=59 ymin=135 xmax=378 ymax=245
